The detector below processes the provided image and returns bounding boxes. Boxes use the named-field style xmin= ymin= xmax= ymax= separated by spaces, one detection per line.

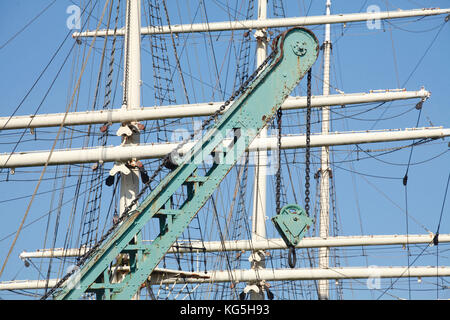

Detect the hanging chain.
xmin=122 ymin=0 xmax=131 ymax=106
xmin=276 ymin=108 xmax=282 ymax=215
xmin=103 ymin=0 xmax=121 ymax=111
xmin=286 ymin=68 xmax=312 ymax=269
xmin=304 ymin=68 xmax=312 ymax=216
xmin=285 ymin=69 xmax=312 ymax=269
xmin=41 ymin=46 xmax=279 ymax=300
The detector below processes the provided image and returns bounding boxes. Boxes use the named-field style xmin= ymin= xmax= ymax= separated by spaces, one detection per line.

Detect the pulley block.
xmin=271 ymin=204 xmax=312 ymax=248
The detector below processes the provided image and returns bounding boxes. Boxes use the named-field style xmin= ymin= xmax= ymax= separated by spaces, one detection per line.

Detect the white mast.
xmin=111 ymin=0 xmax=141 ymax=298
xmin=248 ymin=0 xmax=268 ymax=300
xmin=118 ymin=0 xmax=141 ymax=216
xmin=319 ymin=0 xmax=331 ymax=300
xmin=252 ymin=0 xmax=268 ymax=243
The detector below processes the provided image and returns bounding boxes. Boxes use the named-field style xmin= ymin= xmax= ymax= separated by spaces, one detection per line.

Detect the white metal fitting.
xmin=109 ymin=162 xmax=131 ymax=176
xmin=248 ymin=250 xmax=266 ymax=263
xmin=253 ymin=29 xmax=268 ymax=41
xmin=243 ymin=284 xmax=260 ymax=294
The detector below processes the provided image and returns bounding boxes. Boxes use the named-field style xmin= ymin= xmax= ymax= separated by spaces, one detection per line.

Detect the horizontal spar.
xmin=2 ymin=266 xmax=450 ymax=290
xmin=0 ymin=89 xmax=429 ymax=130
xmin=0 ymin=127 xmax=448 ymax=168
xmin=19 ymin=233 xmax=449 ymax=259
xmin=150 ymin=266 xmax=450 ymax=285
xmin=73 ymin=8 xmax=450 ymax=37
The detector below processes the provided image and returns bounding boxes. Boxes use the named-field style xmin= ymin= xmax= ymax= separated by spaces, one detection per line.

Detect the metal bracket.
xmin=243 ymin=284 xmax=261 ymax=294
xmin=117 ymin=124 xmax=134 ymax=137
xmin=109 ymin=162 xmax=131 ymax=176
xmin=116 ymin=122 xmax=144 ymax=137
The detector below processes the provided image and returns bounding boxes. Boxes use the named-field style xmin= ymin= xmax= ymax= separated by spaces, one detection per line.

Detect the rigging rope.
xmin=79 ymin=0 xmax=117 ymax=253
xmin=162 ymin=0 xmax=190 ymax=105
xmin=435 ymin=171 xmax=450 ymax=299
xmin=0 ymin=0 xmax=57 ymax=51
xmin=0 ymin=0 xmax=105 ymax=281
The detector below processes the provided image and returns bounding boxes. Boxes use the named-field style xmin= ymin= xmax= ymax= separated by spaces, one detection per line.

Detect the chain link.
xmin=276 ymin=108 xmax=282 ymax=216
xmin=122 ymin=0 xmax=131 ymax=106
xmin=280 ymin=68 xmax=312 ymax=269
xmin=41 ymin=46 xmax=278 ymax=300
xmin=304 ymin=69 xmax=312 ymax=216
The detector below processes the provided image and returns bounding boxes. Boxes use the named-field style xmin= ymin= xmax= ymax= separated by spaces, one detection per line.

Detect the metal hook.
xmin=288 ymin=246 xmax=296 ymax=268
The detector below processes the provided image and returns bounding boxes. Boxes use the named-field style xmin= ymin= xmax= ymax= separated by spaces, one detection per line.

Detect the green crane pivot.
xmin=55 ymin=27 xmax=319 ymax=300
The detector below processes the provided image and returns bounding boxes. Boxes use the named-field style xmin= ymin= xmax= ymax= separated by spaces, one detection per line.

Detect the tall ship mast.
xmin=0 ymin=0 xmax=449 ymax=300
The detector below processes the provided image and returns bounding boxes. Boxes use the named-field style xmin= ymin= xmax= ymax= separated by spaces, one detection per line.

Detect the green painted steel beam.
xmin=55 ymin=27 xmax=319 ymax=300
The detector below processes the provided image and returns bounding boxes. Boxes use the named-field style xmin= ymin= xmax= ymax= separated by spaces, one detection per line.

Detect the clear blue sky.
xmin=0 ymin=0 xmax=449 ymax=300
